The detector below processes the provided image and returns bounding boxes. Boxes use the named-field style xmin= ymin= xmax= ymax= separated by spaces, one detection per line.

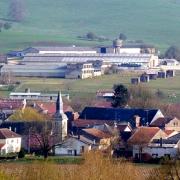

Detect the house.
xmin=78 ymin=107 xmax=164 ymax=128
xmin=0 ymin=128 xmax=21 ymax=155
xmin=65 ymin=62 xmax=102 ymax=79
xmin=55 ymin=136 xmax=92 ymax=156
xmin=128 ymin=127 xmax=168 ymax=161
xmin=160 ymin=59 xmax=179 ymax=66
xmin=93 ymin=122 xmax=132 ymax=143
xmin=80 ymin=128 xmax=112 ymax=150
xmin=149 ymin=132 xmax=180 ymax=159
xmin=150 ymin=117 xmax=180 ymax=131
xmin=65 ymin=63 xmax=95 ymax=79
xmin=0 ymin=99 xmax=24 ymax=120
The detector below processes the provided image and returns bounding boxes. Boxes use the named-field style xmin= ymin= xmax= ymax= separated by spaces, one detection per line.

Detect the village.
xmin=0 ymin=39 xmax=179 ymax=168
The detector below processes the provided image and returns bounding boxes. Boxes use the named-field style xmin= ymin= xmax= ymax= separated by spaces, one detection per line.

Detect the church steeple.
xmin=56 ymin=91 xmax=63 ymax=115
xmin=54 ymin=91 xmax=68 ymax=141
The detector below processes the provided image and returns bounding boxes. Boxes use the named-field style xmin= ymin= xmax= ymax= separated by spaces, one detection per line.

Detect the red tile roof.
xmin=36 ymin=102 xmax=73 ymax=116
xmin=0 ymin=128 xmax=21 ymax=139
xmin=82 ymin=128 xmax=112 ymax=139
xmin=0 ymin=99 xmax=23 ymax=109
xmin=128 ymin=127 xmax=160 ymax=145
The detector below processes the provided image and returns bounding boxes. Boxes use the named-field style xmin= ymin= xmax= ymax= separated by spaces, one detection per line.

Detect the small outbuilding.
xmin=158 ymin=71 xmax=166 ymax=78
xmin=55 ymin=136 xmax=92 ymax=156
xmin=166 ymin=70 xmax=175 ymax=78
xmin=131 ymin=77 xmax=140 ymax=85
xmin=140 ymin=74 xmax=149 ymax=83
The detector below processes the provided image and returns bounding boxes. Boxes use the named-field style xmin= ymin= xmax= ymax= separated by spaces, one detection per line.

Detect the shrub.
xmin=18 ymin=148 xmax=25 ymax=158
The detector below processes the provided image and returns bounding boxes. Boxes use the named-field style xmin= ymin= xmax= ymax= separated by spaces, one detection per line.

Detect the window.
xmin=11 ymin=139 xmax=14 ymax=143
xmin=68 ymin=150 xmax=72 ymax=155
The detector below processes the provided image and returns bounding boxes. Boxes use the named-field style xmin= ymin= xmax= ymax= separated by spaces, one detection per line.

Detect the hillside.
xmin=0 ymin=0 xmax=180 ymax=52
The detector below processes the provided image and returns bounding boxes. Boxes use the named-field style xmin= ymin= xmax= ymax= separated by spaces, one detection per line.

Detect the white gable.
xmin=124 ymin=126 xmax=132 ymax=132
xmin=150 ymin=110 xmax=164 ymax=124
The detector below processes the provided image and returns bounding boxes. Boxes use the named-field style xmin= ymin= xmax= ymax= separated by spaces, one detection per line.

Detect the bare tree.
xmin=29 ymin=121 xmax=58 ymax=159
xmin=8 ymin=0 xmax=26 ymax=22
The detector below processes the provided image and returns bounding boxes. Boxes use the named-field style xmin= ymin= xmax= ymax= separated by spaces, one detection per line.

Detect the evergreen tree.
xmin=112 ymin=84 xmax=129 ymax=108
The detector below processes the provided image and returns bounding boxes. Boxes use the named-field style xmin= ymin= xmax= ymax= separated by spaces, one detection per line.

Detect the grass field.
xmin=12 ymin=72 xmax=180 ymax=103
xmin=1 ymin=0 xmax=180 ymax=53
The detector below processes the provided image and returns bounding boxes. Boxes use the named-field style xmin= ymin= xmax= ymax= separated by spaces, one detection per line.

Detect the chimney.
xmin=134 ymin=115 xmax=141 ymax=128
xmin=9 ymin=126 xmax=11 ymax=131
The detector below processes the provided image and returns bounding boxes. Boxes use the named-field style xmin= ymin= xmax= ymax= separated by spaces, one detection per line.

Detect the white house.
xmin=0 ymin=128 xmax=21 ymax=155
xmin=55 ymin=136 xmax=92 ymax=156
xmin=128 ymin=127 xmax=167 ymax=160
xmin=128 ymin=127 xmax=180 ymax=160
xmin=147 ymin=134 xmax=180 ymax=158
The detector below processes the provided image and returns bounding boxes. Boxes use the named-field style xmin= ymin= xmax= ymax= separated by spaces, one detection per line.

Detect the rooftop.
xmin=79 ymin=107 xmax=161 ymax=127
xmin=82 ymin=128 xmax=112 ymax=139
xmin=0 ymin=128 xmax=21 ymax=139
xmin=128 ymin=127 xmax=160 ymax=145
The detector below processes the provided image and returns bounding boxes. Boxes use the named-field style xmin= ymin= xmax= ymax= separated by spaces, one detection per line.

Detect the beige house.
xmin=150 ymin=117 xmax=180 ymax=131
xmin=128 ymin=127 xmax=168 ymax=160
xmin=165 ymin=117 xmax=180 ymax=131
xmin=148 ymin=54 xmax=159 ymax=68
xmin=65 ymin=62 xmax=102 ymax=79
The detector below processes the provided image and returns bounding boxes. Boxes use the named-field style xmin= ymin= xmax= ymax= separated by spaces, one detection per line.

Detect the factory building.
xmin=2 ymin=43 xmax=159 ymax=78
xmin=2 ymin=53 xmax=159 ymax=78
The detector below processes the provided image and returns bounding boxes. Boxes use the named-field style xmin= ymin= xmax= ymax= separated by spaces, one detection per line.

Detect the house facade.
xmin=55 ymin=137 xmax=92 ymax=156
xmin=0 ymin=128 xmax=21 ymax=155
xmin=150 ymin=117 xmax=180 ymax=131
xmin=128 ymin=127 xmax=168 ymax=160
xmin=65 ymin=62 xmax=102 ymax=79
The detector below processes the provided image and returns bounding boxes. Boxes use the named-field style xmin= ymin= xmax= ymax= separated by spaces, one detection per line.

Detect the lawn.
xmin=12 ymin=72 xmax=180 ymax=102
xmin=1 ymin=0 xmax=180 ymax=52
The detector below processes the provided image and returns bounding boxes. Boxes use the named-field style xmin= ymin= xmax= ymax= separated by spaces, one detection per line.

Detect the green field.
xmin=11 ymin=73 xmax=180 ymax=103
xmin=1 ymin=0 xmax=180 ymax=53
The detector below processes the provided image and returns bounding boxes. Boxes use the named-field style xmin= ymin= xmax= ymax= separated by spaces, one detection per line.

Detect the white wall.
xmin=133 ymin=145 xmax=178 ymax=158
xmin=39 ymin=51 xmax=97 ymax=54
xmin=120 ymin=48 xmax=141 ymax=54
xmin=0 ymin=137 xmax=21 ymax=155
xmin=55 ymin=138 xmax=91 ymax=156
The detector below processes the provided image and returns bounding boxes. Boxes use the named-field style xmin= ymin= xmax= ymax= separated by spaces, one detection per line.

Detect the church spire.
xmin=56 ymin=91 xmax=63 ymax=115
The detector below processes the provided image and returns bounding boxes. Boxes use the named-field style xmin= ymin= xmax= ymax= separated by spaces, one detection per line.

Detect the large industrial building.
xmin=1 ymin=41 xmax=159 ymax=78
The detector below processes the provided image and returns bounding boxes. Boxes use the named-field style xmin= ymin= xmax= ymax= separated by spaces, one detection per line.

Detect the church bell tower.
xmin=54 ymin=92 xmax=68 ymax=141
